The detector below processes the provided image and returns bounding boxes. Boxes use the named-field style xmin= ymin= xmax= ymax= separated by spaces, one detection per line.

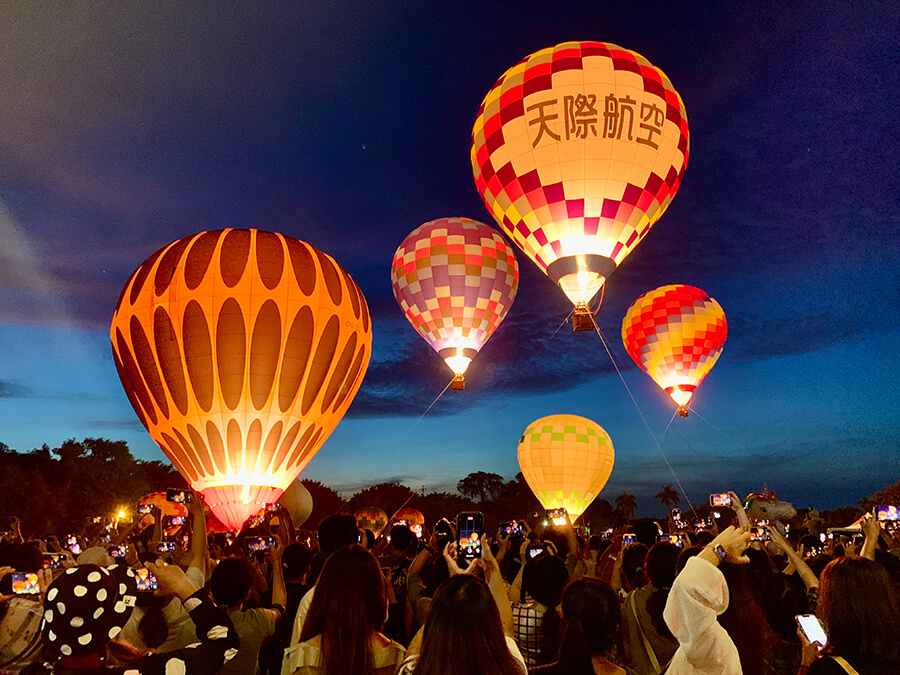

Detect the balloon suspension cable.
xmin=499 ymin=308 xmax=574 ymax=396
xmin=591 ymin=323 xmax=694 ymax=514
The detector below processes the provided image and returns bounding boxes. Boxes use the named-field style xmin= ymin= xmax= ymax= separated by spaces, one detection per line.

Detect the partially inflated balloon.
xmin=517 ymin=414 xmax=615 ymax=519
xmin=472 ymin=42 xmax=689 ymax=328
xmin=391 ymin=217 xmax=518 ymax=389
xmin=622 ymin=284 xmax=727 ymax=417
xmin=111 ymin=229 xmax=372 ymax=530
xmin=277 ymin=479 xmax=314 ymax=528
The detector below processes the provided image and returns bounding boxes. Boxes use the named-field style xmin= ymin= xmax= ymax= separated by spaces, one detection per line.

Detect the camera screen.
xmin=134 ymin=567 xmax=158 ymax=592
xmin=457 ymin=513 xmax=483 ymax=561
xmin=12 ymin=573 xmax=40 ymax=595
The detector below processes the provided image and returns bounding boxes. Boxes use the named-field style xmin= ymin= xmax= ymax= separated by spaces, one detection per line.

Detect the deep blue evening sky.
xmin=1 ymin=2 xmax=897 ymax=515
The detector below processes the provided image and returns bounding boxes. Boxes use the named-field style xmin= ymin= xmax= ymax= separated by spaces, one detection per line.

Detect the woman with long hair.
xmin=400 ymin=541 xmax=525 ymax=675
xmin=801 ymin=556 xmax=900 ymax=674
xmin=282 ymin=544 xmax=405 ymax=675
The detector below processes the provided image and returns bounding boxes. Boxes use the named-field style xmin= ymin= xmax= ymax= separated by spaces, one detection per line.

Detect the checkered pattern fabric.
xmin=471 ymin=41 xmax=689 ymax=283
xmin=621 ymin=284 xmax=727 ymax=405
xmin=517 ymin=414 xmax=615 ymax=518
xmin=391 ymin=217 xmax=519 ymax=355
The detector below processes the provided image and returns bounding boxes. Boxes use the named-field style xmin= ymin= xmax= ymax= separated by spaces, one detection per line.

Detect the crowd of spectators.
xmin=1 ymin=488 xmax=898 ymax=674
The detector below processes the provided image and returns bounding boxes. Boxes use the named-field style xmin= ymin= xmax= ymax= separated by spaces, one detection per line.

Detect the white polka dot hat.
xmin=41 ymin=564 xmax=138 ymax=659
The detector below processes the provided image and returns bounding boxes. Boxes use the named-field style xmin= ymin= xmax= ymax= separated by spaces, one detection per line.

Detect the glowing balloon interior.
xmin=472 ymin=41 xmax=689 ymax=320
xmin=621 ymin=284 xmax=727 ymax=416
xmin=111 ymin=229 xmax=372 ymax=530
xmin=517 ymin=414 xmax=615 ymax=519
xmin=391 ymin=217 xmax=518 ymax=389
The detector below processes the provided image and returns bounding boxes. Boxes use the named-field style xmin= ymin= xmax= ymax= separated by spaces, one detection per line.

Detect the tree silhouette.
xmin=456 ymin=471 xmax=504 ymax=502
xmin=655 ymin=484 xmax=680 ymax=510
xmin=615 ymin=492 xmax=638 ymax=522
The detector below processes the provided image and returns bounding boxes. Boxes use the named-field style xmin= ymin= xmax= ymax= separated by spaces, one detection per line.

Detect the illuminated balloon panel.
xmin=517 ymin=414 xmax=615 ymax=519
xmin=621 ymin=284 xmax=727 ymax=416
xmin=391 ymin=217 xmax=518 ymax=388
xmin=472 ymin=41 xmax=689 ymax=314
xmin=111 ymin=229 xmax=372 ymax=530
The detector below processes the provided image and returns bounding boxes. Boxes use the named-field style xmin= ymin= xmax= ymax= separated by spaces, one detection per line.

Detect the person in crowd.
xmin=399 ymin=539 xmax=526 ymax=674
xmin=800 ymin=556 xmax=900 ymax=674
xmin=282 ymin=544 xmax=405 ymax=675
xmin=263 ymin=542 xmax=311 ymax=674
xmin=621 ymin=542 xmax=680 ymax=675
xmin=21 ymin=561 xmax=239 ymax=674
xmin=535 ymin=577 xmax=633 ymax=675
xmin=289 ymin=513 xmax=361 ymax=642
xmin=506 ymin=550 xmax=567 ymax=667
xmin=0 ymin=563 xmax=51 ymax=671
xmin=663 ymin=525 xmax=752 ymax=675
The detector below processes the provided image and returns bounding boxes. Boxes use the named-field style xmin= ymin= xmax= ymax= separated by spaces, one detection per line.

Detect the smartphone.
xmin=601 ymin=528 xmax=614 ymax=538
xmin=12 ymin=572 xmax=40 ymax=595
xmin=265 ymin=503 xmax=281 ymax=512
xmin=169 ymin=515 xmax=186 ymax=526
xmin=671 ymin=508 xmax=682 ymax=519
xmin=66 ymin=535 xmax=81 ymax=556
xmin=527 ymin=544 xmax=546 ymax=559
xmin=42 ymin=553 xmax=67 ymax=569
xmin=98 ymin=534 xmax=111 ymax=544
xmin=410 ymin=524 xmax=423 ymax=539
xmin=693 ymin=518 xmax=711 ymax=529
xmin=875 ymin=505 xmax=900 ymax=521
xmin=92 ymin=516 xmax=103 ymax=524
xmin=623 ymin=533 xmax=637 ymax=546
xmin=750 ymin=526 xmax=770 ymax=542
xmin=133 ymin=567 xmax=158 ymax=592
xmin=796 ymin=614 xmax=827 ymax=648
xmin=657 ymin=534 xmax=684 ymax=547
xmin=247 ymin=514 xmax=264 ymax=527
xmin=166 ymin=488 xmax=191 ymax=504
xmin=457 ymin=512 xmax=483 ymax=563
xmin=156 ymin=541 xmax=175 ymax=553
xmin=245 ymin=536 xmax=275 ymax=554
xmin=138 ymin=504 xmax=152 ymax=515
xmin=710 ymin=493 xmax=732 ymax=507
xmin=108 ymin=545 xmax=128 ymax=558
xmin=547 ymin=508 xmax=568 ymax=526
xmin=392 ymin=519 xmax=409 ymax=528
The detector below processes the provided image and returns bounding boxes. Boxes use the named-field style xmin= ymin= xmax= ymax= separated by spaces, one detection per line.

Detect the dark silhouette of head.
xmin=210 ymin=557 xmax=254 ymax=607
xmin=557 ymin=578 xmax=621 ymax=674
xmin=317 ymin=513 xmax=360 ymax=558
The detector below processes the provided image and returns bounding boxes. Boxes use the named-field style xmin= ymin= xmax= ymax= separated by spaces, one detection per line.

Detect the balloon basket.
xmin=677 ymin=406 xmax=689 ymax=418
xmin=572 ymin=307 xmax=595 ymax=332
xmin=451 ymin=374 xmax=465 ymax=390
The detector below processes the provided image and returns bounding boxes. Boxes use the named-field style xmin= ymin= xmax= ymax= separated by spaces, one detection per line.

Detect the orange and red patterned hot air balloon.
xmin=472 ymin=42 xmax=689 ymax=330
xmin=621 ymin=284 xmax=727 ymax=417
xmin=111 ymin=229 xmax=372 ymax=530
xmin=391 ymin=217 xmax=518 ymax=389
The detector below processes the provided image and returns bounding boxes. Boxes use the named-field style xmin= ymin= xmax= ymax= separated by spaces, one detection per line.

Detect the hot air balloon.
xmin=355 ymin=507 xmax=388 ymax=534
xmin=472 ymin=42 xmax=689 ymax=330
xmin=517 ymin=414 xmax=615 ymax=519
xmin=391 ymin=217 xmax=518 ymax=389
xmin=111 ymin=229 xmax=372 ymax=530
xmin=621 ymin=284 xmax=727 ymax=417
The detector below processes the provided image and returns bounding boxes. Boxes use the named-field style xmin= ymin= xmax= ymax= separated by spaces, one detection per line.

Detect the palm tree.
xmin=615 ymin=492 xmax=638 ymax=522
xmin=655 ymin=484 xmax=680 ymax=510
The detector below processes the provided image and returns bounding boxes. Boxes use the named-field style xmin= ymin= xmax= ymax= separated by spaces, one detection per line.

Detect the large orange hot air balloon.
xmin=391 ymin=217 xmax=518 ymax=389
xmin=622 ymin=284 xmax=727 ymax=417
xmin=111 ymin=229 xmax=372 ymax=530
xmin=472 ymin=42 xmax=689 ymax=329
xmin=517 ymin=414 xmax=615 ymax=519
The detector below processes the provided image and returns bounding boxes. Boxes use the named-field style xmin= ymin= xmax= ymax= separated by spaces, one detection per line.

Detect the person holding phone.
xmin=798 ymin=557 xmax=900 ymax=674
xmin=0 ymin=564 xmax=52 ymax=671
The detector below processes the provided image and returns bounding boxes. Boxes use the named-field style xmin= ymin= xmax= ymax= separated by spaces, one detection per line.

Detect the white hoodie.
xmin=663 ymin=556 xmax=742 ymax=675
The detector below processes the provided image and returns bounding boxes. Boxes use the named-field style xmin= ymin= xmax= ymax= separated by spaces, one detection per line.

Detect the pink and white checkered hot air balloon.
xmin=391 ymin=217 xmax=519 ymax=390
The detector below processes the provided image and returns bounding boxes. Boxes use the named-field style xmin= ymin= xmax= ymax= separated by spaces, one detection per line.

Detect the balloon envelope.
xmin=355 ymin=507 xmax=388 ymax=533
xmin=112 ymin=229 xmax=372 ymax=530
xmin=517 ymin=414 xmax=615 ymax=519
xmin=278 ymin=479 xmax=314 ymax=527
xmin=392 ymin=507 xmax=425 ymax=527
xmin=472 ymin=42 xmax=689 ymax=311
xmin=621 ymin=284 xmax=727 ymax=416
xmin=391 ymin=217 xmax=518 ymax=387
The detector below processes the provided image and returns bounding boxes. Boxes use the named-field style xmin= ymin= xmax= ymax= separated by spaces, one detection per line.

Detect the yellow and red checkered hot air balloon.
xmin=517 ymin=414 xmax=615 ymax=519
xmin=391 ymin=217 xmax=518 ymax=389
xmin=622 ymin=284 xmax=727 ymax=417
xmin=111 ymin=229 xmax=372 ymax=530
xmin=472 ymin=42 xmax=689 ymax=330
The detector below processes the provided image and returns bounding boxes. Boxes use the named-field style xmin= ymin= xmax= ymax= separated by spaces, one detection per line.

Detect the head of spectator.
xmin=209 ymin=557 xmax=255 ymax=609
xmin=644 ymin=542 xmax=680 ymax=637
xmin=412 ymin=574 xmax=522 ymax=675
xmin=299 ymin=544 xmax=390 ymax=672
xmin=523 ymin=553 xmax=568 ymax=662
xmin=317 ymin=513 xmax=360 ymax=557
xmin=76 ymin=546 xmax=114 ymax=567
xmin=817 ymin=556 xmax=900 ymax=664
xmin=388 ymin=524 xmax=414 ymax=556
xmin=634 ymin=520 xmax=660 ymax=549
xmin=675 ymin=545 xmax=703 ymax=573
xmin=622 ymin=542 xmax=649 ymax=591
xmin=556 ymin=578 xmax=622 ymax=672
xmin=761 ymin=572 xmax=809 ymax=642
xmin=281 ymin=542 xmax=310 ymax=584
